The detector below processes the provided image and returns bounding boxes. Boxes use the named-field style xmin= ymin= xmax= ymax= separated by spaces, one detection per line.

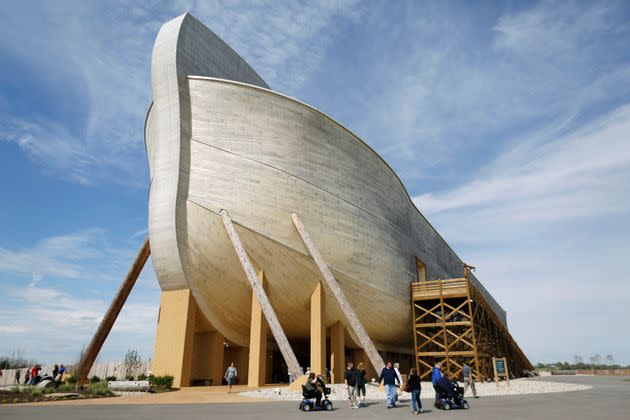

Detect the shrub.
xmin=106 ymin=376 xmax=117 ymax=382
xmin=89 ymin=375 xmax=101 ymax=384
xmin=123 ymin=349 xmax=142 ymax=379
xmin=30 ymin=388 xmax=43 ymax=397
xmin=87 ymin=381 xmax=112 ymax=396
xmin=137 ymin=373 xmax=148 ymax=381
xmin=11 ymin=386 xmax=20 ymax=394
xmin=58 ymin=383 xmax=75 ymax=392
xmin=149 ymin=374 xmax=174 ymax=390
xmin=65 ymin=375 xmax=77 ymax=384
xmin=125 ymin=375 xmax=135 ymax=381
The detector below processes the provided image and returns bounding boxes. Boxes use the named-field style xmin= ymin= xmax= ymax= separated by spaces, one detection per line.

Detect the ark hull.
xmin=146 ymin=14 xmax=506 ymax=357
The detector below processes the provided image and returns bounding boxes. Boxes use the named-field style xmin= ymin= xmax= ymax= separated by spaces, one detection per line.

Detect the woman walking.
xmin=408 ymin=367 xmax=423 ymax=414
xmin=224 ymin=362 xmax=237 ymax=393
xmin=356 ymin=362 xmax=367 ymax=406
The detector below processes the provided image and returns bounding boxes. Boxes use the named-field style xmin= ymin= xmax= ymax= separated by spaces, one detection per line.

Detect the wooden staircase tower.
xmin=411 ymin=276 xmax=533 ymax=381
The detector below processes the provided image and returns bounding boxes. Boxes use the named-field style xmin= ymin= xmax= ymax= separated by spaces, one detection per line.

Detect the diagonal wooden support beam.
xmin=291 ymin=212 xmax=386 ymax=374
xmin=415 ymin=302 xmax=443 ymax=323
xmin=446 ymin=328 xmax=474 ymax=350
xmin=443 ymin=300 xmax=470 ymax=321
xmin=220 ymin=209 xmax=303 ymax=379
xmin=77 ymin=237 xmax=151 ymax=381
xmin=417 ymin=329 xmax=446 ymax=350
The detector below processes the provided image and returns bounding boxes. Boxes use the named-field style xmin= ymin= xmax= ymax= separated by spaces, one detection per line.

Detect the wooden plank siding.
xmin=145 ymin=13 xmax=510 ymax=363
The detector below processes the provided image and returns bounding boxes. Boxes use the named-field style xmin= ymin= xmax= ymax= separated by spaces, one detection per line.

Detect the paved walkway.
xmin=3 ymin=384 xmax=270 ymax=406
xmin=1 ymin=376 xmax=628 ymax=419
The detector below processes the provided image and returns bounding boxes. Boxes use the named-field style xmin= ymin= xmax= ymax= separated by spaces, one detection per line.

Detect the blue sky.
xmin=1 ymin=0 xmax=629 ymax=366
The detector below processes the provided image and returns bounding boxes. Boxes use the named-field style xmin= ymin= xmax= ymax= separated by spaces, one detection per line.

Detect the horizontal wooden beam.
xmin=415 ymin=321 xmax=471 ymax=328
xmin=413 ymin=292 xmax=469 ymax=300
xmin=418 ymin=351 xmax=476 ymax=357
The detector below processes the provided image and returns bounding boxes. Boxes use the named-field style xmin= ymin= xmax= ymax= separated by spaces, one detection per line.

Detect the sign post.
xmin=492 ymin=357 xmax=510 ymax=385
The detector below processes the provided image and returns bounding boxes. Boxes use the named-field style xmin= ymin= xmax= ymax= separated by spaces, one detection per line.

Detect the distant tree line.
xmin=536 ymin=354 xmax=629 ymax=370
xmin=0 ymin=349 xmax=38 ymax=370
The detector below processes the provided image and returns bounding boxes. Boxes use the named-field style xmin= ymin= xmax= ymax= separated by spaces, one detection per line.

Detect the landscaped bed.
xmin=0 ymin=381 xmax=116 ymax=404
xmin=0 ymin=374 xmax=175 ymax=404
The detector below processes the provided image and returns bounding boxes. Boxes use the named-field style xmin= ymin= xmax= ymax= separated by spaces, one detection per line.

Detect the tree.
xmin=573 ymin=355 xmax=583 ymax=365
xmin=589 ymin=354 xmax=602 ymax=365
xmin=123 ymin=349 xmax=142 ymax=380
xmin=605 ymin=354 xmax=614 ymax=366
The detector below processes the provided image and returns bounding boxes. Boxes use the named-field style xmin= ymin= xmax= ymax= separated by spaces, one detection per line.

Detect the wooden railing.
xmin=411 ymin=276 xmax=534 ymax=378
xmin=411 ymin=278 xmax=468 ymax=297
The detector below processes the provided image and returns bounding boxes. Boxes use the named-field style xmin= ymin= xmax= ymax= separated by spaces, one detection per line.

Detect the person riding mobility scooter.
xmin=434 ymin=375 xmax=469 ymax=410
xmin=299 ymin=373 xmax=333 ymax=411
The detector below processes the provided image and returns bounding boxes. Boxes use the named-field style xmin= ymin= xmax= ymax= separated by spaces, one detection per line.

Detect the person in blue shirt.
xmin=432 ymin=361 xmax=443 ymax=400
xmin=379 ymin=361 xmax=400 ymax=409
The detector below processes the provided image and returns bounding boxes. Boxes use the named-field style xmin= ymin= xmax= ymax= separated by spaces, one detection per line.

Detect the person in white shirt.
xmin=393 ymin=362 xmax=403 ymax=403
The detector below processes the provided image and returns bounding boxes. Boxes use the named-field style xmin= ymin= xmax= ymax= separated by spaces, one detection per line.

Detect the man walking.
xmin=463 ymin=363 xmax=477 ymax=398
xmin=344 ymin=362 xmax=358 ymax=408
xmin=379 ymin=361 xmax=400 ymax=409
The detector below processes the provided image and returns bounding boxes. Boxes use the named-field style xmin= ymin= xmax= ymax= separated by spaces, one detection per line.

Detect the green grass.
xmin=86 ymin=381 xmax=113 ymax=396
xmin=57 ymin=383 xmax=78 ymax=392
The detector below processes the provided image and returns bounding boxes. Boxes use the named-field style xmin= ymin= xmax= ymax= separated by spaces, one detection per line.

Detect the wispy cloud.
xmin=336 ymin=1 xmax=630 ymax=188
xmin=2 ymin=0 xmax=630 ymax=366
xmin=0 ymin=0 xmax=362 ymax=186
xmin=410 ymin=102 xmax=630 ymax=364
xmin=0 ymin=228 xmax=160 ymax=363
xmin=0 ymin=227 xmax=156 ymax=286
xmin=492 ymin=1 xmax=617 ymax=57
xmin=0 ymin=283 xmax=159 ymax=363
xmin=0 ymin=228 xmax=106 ymax=285
xmin=182 ymin=0 xmax=363 ymax=93
xmin=1 ymin=117 xmax=112 ymax=185
xmin=414 ymin=105 xmax=630 ymax=221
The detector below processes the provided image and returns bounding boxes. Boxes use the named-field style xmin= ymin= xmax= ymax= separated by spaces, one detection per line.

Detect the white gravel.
xmin=239 ymin=379 xmax=591 ymax=401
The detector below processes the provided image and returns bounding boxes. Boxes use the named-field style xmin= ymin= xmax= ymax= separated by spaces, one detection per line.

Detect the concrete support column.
xmin=208 ymin=331 xmax=225 ymax=385
xmin=233 ymin=347 xmax=249 ymax=382
xmin=152 ymin=289 xmax=196 ymax=388
xmin=330 ymin=321 xmax=345 ymax=383
xmin=310 ymin=282 xmax=326 ymax=376
xmin=191 ymin=330 xmax=225 ymax=386
xmin=248 ymin=270 xmax=268 ymax=387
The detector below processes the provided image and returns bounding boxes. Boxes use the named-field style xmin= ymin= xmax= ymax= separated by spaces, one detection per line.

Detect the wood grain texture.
xmin=184 ymin=199 xmax=407 ymax=350
xmin=184 ymin=76 xmax=507 ymax=325
xmin=292 ymin=212 xmax=385 ymax=374
xmin=147 ymin=13 xmax=268 ymax=291
xmin=220 ymin=209 xmax=302 ymax=379
xmin=145 ymin=14 xmax=510 ymax=363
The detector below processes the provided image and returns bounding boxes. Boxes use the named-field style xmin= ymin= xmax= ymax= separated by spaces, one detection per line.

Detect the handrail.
xmin=411 ymin=277 xmax=534 ymax=374
xmin=411 ymin=278 xmax=468 ymax=294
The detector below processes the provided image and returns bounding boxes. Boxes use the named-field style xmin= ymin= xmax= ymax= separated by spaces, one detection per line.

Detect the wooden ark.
xmin=144 ymin=13 xmax=529 ymax=386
